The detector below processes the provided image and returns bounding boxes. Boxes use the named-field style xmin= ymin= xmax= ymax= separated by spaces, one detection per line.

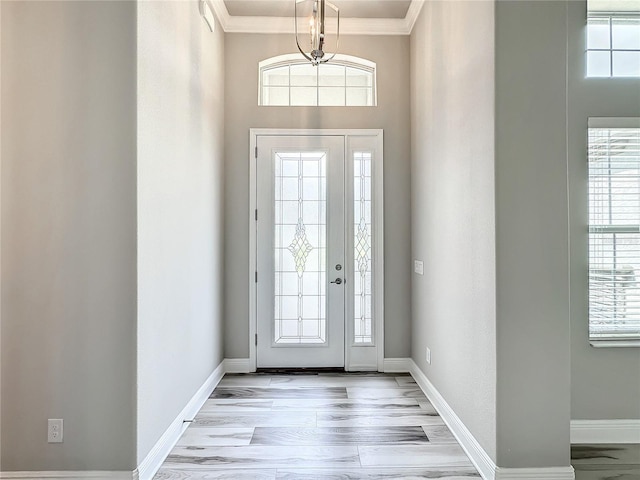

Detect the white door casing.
xmin=249 ymin=129 xmax=384 ymax=371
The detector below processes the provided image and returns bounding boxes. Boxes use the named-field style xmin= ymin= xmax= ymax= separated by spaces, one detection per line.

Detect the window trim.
xmin=588 ymin=117 xmax=640 ymax=347
xmin=589 ymin=117 xmax=640 ymax=129
xmin=248 ymin=129 xmax=385 ymax=371
xmin=258 ymin=53 xmax=377 ymax=107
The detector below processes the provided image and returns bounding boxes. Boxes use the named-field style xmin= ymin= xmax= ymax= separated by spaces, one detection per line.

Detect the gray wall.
xmin=494 ymin=0 xmax=571 ymax=467
xmin=0 ymin=0 xmax=3 ymax=464
xmin=136 ymin=1 xmax=226 ymax=464
xmin=568 ymin=1 xmax=640 ymax=420
xmin=1 ymin=1 xmax=137 ymax=470
xmin=412 ymin=0 xmax=574 ymax=468
xmin=223 ymin=34 xmax=411 ymax=359
xmin=410 ymin=0 xmax=497 ymax=462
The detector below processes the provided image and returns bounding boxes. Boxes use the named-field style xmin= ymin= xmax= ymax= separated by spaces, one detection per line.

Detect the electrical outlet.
xmin=48 ymin=419 xmax=63 ymax=443
xmin=414 ymin=260 xmax=424 ymax=275
xmin=426 ymin=347 xmax=431 ymax=365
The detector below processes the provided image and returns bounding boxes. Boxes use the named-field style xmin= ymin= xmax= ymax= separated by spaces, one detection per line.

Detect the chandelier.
xmin=295 ymin=0 xmax=340 ymax=66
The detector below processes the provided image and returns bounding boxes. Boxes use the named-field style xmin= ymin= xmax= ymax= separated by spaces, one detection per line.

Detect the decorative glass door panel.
xmin=274 ymin=151 xmax=327 ymax=344
xmin=353 ymin=152 xmax=373 ymax=344
xmin=256 ymin=136 xmax=345 ymax=367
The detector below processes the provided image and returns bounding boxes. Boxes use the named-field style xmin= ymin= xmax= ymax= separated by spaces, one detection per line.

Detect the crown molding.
xmin=209 ymin=0 xmax=425 ymax=35
xmin=209 ymin=0 xmax=231 ymax=31
xmin=404 ymin=0 xmax=425 ymax=33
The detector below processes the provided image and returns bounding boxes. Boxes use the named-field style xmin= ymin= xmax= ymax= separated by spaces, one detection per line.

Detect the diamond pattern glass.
xmin=274 ymin=152 xmax=327 ymax=344
xmin=354 ymin=152 xmax=373 ymax=344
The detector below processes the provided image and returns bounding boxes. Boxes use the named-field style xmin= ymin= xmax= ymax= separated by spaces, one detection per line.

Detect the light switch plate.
xmin=414 ymin=260 xmax=424 ymax=275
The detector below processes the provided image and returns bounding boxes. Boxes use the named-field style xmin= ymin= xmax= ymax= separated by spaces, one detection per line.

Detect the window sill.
xmin=590 ymin=339 xmax=640 ymax=348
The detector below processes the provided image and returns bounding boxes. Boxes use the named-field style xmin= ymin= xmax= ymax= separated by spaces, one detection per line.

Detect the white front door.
xmin=256 ymin=135 xmax=346 ymax=367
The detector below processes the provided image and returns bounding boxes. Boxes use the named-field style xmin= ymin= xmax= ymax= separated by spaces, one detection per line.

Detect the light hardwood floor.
xmin=154 ymin=372 xmax=481 ymax=479
xmin=572 ymin=444 xmax=640 ymax=480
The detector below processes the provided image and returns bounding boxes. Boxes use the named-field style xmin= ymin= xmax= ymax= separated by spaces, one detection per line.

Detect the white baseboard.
xmin=571 ymin=419 xmax=640 ymax=444
xmin=408 ymin=359 xmax=496 ymax=479
xmin=136 ymin=361 xmax=225 ymax=480
xmin=347 ymin=364 xmax=378 ymax=372
xmin=0 ymin=472 xmax=138 ymax=479
xmin=495 ymin=468 xmax=575 ymax=480
xmin=223 ymin=357 xmax=253 ymax=373
xmin=408 ymin=359 xmax=575 ymax=480
xmin=383 ymin=357 xmax=411 ymax=372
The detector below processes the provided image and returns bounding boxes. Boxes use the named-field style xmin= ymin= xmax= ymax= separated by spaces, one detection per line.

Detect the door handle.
xmin=330 ymin=278 xmax=343 ymax=285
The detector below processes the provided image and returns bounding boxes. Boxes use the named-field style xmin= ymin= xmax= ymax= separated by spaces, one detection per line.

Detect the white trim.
xmin=199 ymin=0 xmax=216 ymax=32
xmin=588 ymin=117 xmax=640 ymax=128
xmin=409 ymin=359 xmax=575 ymax=480
xmin=346 ymin=364 xmax=378 ymax=372
xmin=225 ymin=16 xmax=411 ymax=36
xmin=0 ymin=473 xmax=137 ymax=479
xmin=382 ymin=357 xmax=411 ymax=373
xmin=571 ymin=419 xmax=640 ymax=443
xmin=136 ymin=362 xmax=225 ymax=480
xmin=590 ymin=339 xmax=640 ymax=347
xmin=372 ymin=132 xmax=384 ymax=371
xmin=208 ymin=0 xmax=231 ymax=31
xmin=494 ymin=468 xmax=575 ymax=480
xmin=404 ymin=0 xmax=426 ymax=33
xmin=223 ymin=358 xmax=254 ymax=374
xmin=250 ymin=129 xmax=384 ymax=137
xmin=208 ymin=0 xmax=424 ymax=35
xmin=259 ymin=53 xmax=376 ymax=71
xmin=249 ymin=132 xmax=258 ymax=372
xmin=250 ymin=129 xmax=384 ymax=371
xmin=408 ymin=359 xmax=496 ymax=480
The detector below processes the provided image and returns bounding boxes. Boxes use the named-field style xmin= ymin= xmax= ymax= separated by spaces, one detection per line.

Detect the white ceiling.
xmin=223 ymin=0 xmax=412 ymax=19
xmin=209 ymin=0 xmax=424 ymax=35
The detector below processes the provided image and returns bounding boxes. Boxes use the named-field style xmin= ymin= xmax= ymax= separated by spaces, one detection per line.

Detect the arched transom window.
xmin=259 ymin=54 xmax=377 ymax=107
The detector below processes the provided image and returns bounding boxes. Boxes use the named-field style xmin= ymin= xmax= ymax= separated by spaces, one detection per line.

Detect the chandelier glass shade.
xmin=295 ymin=0 xmax=340 ymax=66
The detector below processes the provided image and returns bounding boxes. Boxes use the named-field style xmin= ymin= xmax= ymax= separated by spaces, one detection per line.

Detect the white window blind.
xmin=588 ymin=119 xmax=640 ymax=340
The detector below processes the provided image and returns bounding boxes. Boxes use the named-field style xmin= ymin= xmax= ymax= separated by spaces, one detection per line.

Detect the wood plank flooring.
xmin=154 ymin=372 xmax=481 ymax=479
xmin=572 ymin=444 xmax=640 ymax=480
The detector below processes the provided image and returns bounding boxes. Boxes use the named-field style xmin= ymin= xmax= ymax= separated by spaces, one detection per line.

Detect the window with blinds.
xmin=588 ymin=119 xmax=640 ymax=341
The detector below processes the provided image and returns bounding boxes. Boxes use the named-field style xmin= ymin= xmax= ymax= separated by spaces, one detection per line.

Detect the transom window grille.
xmin=587 ymin=11 xmax=640 ymax=77
xmin=588 ymin=118 xmax=640 ymax=341
xmin=259 ymin=54 xmax=377 ymax=107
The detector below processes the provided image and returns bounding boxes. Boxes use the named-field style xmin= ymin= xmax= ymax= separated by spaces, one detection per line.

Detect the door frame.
xmin=249 ymin=128 xmax=384 ymax=372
